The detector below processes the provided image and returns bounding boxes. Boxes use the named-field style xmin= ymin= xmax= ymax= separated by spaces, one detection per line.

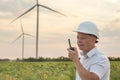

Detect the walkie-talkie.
xmin=68 ymin=39 xmax=74 ymax=51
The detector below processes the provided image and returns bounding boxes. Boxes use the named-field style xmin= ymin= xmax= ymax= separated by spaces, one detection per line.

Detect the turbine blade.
xmin=11 ymin=4 xmax=37 ymax=23
xmin=20 ymin=20 xmax=24 ymax=33
xmin=38 ymin=4 xmax=66 ymax=16
xmin=11 ymin=34 xmax=23 ymax=43
xmin=24 ymin=33 xmax=34 ymax=37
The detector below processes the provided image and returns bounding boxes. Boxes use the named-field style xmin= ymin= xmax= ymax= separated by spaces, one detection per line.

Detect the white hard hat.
xmin=75 ymin=21 xmax=99 ymax=38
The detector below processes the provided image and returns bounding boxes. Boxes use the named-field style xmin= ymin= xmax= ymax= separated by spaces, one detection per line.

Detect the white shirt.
xmin=76 ymin=47 xmax=110 ymax=80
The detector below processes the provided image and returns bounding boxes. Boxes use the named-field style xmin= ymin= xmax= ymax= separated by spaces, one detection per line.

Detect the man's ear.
xmin=91 ymin=36 xmax=97 ymax=43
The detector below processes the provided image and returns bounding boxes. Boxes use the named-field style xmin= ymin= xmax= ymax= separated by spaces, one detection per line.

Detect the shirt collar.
xmin=80 ymin=47 xmax=97 ymax=58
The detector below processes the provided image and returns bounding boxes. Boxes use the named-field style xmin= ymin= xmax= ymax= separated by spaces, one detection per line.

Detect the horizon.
xmin=0 ymin=56 xmax=120 ymax=60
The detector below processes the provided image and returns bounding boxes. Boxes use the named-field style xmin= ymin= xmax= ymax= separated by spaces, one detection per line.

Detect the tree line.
xmin=0 ymin=56 xmax=120 ymax=62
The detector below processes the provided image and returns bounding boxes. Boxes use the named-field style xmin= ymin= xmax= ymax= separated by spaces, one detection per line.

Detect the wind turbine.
xmin=12 ymin=21 xmax=34 ymax=59
xmin=11 ymin=0 xmax=66 ymax=58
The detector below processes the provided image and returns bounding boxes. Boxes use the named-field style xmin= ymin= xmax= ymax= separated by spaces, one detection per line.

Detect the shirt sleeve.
xmin=89 ymin=59 xmax=109 ymax=79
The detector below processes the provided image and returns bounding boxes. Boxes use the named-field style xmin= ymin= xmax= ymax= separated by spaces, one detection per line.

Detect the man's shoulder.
xmin=89 ymin=48 xmax=107 ymax=59
xmin=95 ymin=50 xmax=108 ymax=60
xmin=92 ymin=51 xmax=110 ymax=65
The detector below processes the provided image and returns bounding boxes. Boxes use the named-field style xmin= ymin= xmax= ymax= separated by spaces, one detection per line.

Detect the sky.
xmin=0 ymin=0 xmax=120 ymax=59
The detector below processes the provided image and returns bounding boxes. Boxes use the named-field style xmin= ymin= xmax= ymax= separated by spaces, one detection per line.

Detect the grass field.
xmin=0 ymin=61 xmax=120 ymax=80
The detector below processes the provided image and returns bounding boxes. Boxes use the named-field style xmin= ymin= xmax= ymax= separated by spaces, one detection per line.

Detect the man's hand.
xmin=67 ymin=47 xmax=79 ymax=61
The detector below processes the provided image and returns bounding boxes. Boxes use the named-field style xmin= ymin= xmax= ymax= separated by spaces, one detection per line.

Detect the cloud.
xmin=98 ymin=26 xmax=120 ymax=57
xmin=0 ymin=0 xmax=66 ymax=19
xmin=0 ymin=0 xmax=35 ymax=19
xmin=101 ymin=27 xmax=120 ymax=38
xmin=0 ymin=12 xmax=13 ymax=18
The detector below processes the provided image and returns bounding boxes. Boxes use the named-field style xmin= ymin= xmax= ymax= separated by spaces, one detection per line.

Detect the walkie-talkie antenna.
xmin=68 ymin=38 xmax=74 ymax=51
xmin=68 ymin=39 xmax=72 ymax=49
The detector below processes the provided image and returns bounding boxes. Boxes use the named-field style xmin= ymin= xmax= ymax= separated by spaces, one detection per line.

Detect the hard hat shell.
xmin=75 ymin=21 xmax=99 ymax=38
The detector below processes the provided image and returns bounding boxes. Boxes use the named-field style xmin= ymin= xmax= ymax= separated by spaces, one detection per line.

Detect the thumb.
xmin=73 ymin=47 xmax=78 ymax=55
xmin=73 ymin=47 xmax=77 ymax=52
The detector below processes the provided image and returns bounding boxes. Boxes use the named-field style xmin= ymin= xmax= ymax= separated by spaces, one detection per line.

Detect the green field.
xmin=0 ymin=61 xmax=120 ymax=80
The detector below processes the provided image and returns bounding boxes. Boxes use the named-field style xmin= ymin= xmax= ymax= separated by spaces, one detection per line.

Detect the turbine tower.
xmin=12 ymin=21 xmax=34 ymax=59
xmin=11 ymin=0 xmax=66 ymax=58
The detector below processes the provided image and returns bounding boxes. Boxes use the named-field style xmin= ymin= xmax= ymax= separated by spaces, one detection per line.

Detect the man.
xmin=67 ymin=21 xmax=110 ymax=80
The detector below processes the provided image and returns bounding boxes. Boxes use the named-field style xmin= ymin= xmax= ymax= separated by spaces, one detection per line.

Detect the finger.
xmin=68 ymin=52 xmax=73 ymax=58
xmin=67 ymin=48 xmax=73 ymax=52
xmin=72 ymin=47 xmax=78 ymax=53
xmin=72 ymin=47 xmax=77 ymax=51
xmin=67 ymin=48 xmax=70 ymax=51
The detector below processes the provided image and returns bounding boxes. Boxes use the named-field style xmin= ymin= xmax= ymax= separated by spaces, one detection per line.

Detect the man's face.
xmin=77 ymin=32 xmax=96 ymax=51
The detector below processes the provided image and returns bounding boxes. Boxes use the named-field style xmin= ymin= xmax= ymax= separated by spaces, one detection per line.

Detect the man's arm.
xmin=67 ymin=48 xmax=99 ymax=80
xmin=73 ymin=58 xmax=99 ymax=80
